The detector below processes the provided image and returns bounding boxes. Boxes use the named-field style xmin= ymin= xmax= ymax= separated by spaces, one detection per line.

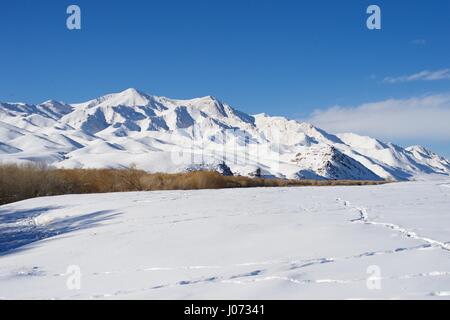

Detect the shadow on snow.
xmin=0 ymin=206 xmax=121 ymax=256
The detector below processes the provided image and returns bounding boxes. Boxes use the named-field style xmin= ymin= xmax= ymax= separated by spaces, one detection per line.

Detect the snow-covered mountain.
xmin=1 ymin=88 xmax=449 ymax=181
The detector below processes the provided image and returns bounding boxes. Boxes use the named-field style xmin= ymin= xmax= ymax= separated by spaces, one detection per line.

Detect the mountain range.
xmin=1 ymin=88 xmax=449 ymax=181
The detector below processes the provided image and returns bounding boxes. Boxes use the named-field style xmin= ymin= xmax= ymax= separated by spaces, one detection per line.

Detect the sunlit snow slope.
xmin=1 ymin=88 xmax=450 ymax=181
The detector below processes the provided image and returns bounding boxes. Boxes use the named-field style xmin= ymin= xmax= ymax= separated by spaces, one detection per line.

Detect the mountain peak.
xmin=121 ymin=87 xmax=145 ymax=96
xmin=88 ymin=88 xmax=152 ymax=108
xmin=202 ymin=95 xmax=218 ymax=101
xmin=407 ymin=145 xmax=431 ymax=154
xmin=189 ymin=95 xmax=221 ymax=105
xmin=116 ymin=88 xmax=149 ymax=100
xmin=40 ymin=99 xmax=67 ymax=106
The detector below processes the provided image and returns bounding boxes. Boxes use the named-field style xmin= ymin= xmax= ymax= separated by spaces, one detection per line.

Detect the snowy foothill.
xmin=1 ymin=180 xmax=450 ymax=299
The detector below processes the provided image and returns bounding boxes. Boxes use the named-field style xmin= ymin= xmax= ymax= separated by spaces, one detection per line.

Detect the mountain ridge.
xmin=1 ymin=88 xmax=449 ymax=181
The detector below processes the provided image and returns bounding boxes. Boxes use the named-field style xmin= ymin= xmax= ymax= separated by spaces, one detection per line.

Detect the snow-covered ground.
xmin=1 ymin=180 xmax=450 ymax=300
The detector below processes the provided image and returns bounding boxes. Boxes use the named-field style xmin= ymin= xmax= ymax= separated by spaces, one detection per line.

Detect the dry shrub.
xmin=0 ymin=163 xmax=388 ymax=205
xmin=0 ymin=163 xmax=66 ymax=204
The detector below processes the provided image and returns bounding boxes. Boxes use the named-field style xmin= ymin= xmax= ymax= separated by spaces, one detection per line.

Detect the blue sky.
xmin=1 ymin=0 xmax=449 ymax=156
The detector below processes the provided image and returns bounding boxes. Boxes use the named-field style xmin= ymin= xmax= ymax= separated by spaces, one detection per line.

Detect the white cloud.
xmin=384 ymin=69 xmax=450 ymax=83
xmin=304 ymin=94 xmax=450 ymax=141
xmin=411 ymin=39 xmax=426 ymax=46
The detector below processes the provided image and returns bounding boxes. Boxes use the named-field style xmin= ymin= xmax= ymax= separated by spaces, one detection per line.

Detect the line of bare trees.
xmin=0 ymin=163 xmax=387 ymax=205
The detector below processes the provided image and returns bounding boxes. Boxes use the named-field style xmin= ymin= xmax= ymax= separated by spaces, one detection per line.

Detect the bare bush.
xmin=0 ymin=163 xmax=388 ymax=205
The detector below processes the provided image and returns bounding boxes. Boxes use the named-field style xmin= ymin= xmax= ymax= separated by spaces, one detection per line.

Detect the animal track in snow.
xmin=339 ymin=199 xmax=450 ymax=252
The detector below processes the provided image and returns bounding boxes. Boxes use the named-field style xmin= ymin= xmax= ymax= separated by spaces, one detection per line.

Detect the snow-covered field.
xmin=1 ymin=180 xmax=450 ymax=300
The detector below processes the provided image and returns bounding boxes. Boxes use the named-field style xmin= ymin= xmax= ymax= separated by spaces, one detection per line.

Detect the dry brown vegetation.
xmin=0 ymin=163 xmax=388 ymax=205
